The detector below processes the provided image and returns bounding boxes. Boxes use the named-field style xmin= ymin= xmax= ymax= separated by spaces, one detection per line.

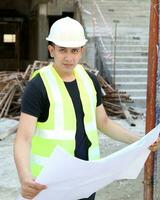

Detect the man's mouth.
xmin=63 ymin=64 xmax=73 ymax=67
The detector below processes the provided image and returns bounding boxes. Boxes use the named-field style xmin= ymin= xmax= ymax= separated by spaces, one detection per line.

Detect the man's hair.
xmin=48 ymin=41 xmax=55 ymax=46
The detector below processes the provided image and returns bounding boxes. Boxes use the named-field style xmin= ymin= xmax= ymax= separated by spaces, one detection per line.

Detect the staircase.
xmin=78 ymin=0 xmax=150 ymax=107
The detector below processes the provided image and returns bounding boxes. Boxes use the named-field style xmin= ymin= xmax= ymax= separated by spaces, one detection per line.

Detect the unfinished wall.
xmin=0 ymin=0 xmax=30 ymax=70
xmin=0 ymin=0 xmax=75 ymax=71
xmin=0 ymin=0 xmax=30 ymax=16
xmin=37 ymin=0 xmax=75 ymax=60
xmin=30 ymin=0 xmax=75 ymax=61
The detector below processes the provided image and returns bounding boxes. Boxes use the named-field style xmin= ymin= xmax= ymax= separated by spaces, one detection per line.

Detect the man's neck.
xmin=53 ymin=66 xmax=75 ymax=82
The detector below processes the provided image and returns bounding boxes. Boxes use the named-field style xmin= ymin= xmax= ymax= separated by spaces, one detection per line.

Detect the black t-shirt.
xmin=21 ymin=70 xmax=102 ymax=161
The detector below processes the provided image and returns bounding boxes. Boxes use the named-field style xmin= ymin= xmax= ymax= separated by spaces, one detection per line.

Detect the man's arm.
xmin=96 ymin=104 xmax=140 ymax=144
xmin=96 ymin=104 xmax=160 ymax=151
xmin=13 ymin=112 xmax=47 ymax=199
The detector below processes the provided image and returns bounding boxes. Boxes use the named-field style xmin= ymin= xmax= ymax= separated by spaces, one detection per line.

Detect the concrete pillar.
xmin=38 ymin=3 xmax=48 ymax=60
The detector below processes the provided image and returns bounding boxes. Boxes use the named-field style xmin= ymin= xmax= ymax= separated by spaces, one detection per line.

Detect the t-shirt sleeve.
xmin=21 ymin=75 xmax=46 ymax=118
xmin=86 ymin=71 xmax=102 ymax=107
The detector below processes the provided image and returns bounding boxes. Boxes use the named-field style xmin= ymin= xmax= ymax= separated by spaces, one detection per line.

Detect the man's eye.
xmin=59 ymin=48 xmax=65 ymax=52
xmin=72 ymin=49 xmax=79 ymax=53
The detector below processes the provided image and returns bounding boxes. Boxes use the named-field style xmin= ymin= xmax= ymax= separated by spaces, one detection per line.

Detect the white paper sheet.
xmin=18 ymin=123 xmax=160 ymax=200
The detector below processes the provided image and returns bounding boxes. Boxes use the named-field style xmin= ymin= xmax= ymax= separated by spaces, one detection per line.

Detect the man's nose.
xmin=64 ymin=53 xmax=73 ymax=62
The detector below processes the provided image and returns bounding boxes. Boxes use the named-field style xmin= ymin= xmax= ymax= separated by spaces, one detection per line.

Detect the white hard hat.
xmin=46 ymin=17 xmax=88 ymax=48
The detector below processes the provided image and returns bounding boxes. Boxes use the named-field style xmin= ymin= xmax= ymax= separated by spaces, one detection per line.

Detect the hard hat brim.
xmin=46 ymin=37 xmax=88 ymax=48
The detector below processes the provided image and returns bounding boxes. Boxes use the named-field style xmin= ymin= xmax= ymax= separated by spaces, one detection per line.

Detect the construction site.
xmin=0 ymin=0 xmax=160 ymax=200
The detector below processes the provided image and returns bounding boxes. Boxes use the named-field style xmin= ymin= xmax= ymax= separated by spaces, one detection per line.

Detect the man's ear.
xmin=81 ymin=47 xmax=85 ymax=54
xmin=48 ymin=45 xmax=55 ymax=57
xmin=79 ymin=47 xmax=85 ymax=60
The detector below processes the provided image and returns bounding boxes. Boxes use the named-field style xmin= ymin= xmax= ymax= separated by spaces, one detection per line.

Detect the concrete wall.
xmin=0 ymin=0 xmax=75 ymax=70
xmin=35 ymin=0 xmax=75 ymax=60
xmin=0 ymin=0 xmax=30 ymax=16
xmin=0 ymin=0 xmax=31 ymax=70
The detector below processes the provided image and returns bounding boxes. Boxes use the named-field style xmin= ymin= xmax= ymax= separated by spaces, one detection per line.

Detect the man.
xmin=14 ymin=17 xmax=160 ymax=200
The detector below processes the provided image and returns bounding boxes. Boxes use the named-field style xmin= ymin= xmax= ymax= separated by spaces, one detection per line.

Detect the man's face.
xmin=48 ymin=44 xmax=84 ymax=73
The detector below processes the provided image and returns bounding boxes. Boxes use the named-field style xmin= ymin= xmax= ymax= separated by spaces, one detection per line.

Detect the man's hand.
xmin=149 ymin=137 xmax=160 ymax=152
xmin=21 ymin=177 xmax=47 ymax=199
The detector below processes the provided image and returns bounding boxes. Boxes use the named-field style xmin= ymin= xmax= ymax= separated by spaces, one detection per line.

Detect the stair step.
xmin=113 ymin=75 xmax=147 ymax=82
xmin=104 ymin=57 xmax=148 ymax=62
xmin=116 ymin=82 xmax=147 ymax=89
xmin=109 ymin=68 xmax=147 ymax=75
xmin=106 ymin=62 xmax=147 ymax=68
xmin=101 ymin=36 xmax=149 ymax=41
xmin=121 ymin=89 xmax=147 ymax=96
xmin=131 ymin=97 xmax=147 ymax=107
xmin=86 ymin=28 xmax=149 ymax=36
xmin=102 ymin=40 xmax=148 ymax=45
xmin=132 ymin=96 xmax=146 ymax=100
xmin=108 ymin=45 xmax=148 ymax=51
xmin=114 ymin=56 xmax=148 ymax=62
xmin=104 ymin=51 xmax=148 ymax=56
xmin=87 ymin=31 xmax=149 ymax=38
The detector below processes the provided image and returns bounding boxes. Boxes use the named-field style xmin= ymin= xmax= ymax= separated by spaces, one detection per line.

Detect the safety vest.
xmin=31 ymin=63 xmax=100 ymax=177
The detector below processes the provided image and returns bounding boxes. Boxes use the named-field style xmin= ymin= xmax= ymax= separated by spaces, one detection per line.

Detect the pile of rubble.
xmin=0 ymin=71 xmax=23 ymax=119
xmin=0 ymin=61 xmax=140 ymax=123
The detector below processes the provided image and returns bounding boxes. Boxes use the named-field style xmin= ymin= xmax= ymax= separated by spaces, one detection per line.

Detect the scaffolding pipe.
xmin=144 ymin=1 xmax=159 ymax=200
xmin=112 ymin=20 xmax=119 ymax=89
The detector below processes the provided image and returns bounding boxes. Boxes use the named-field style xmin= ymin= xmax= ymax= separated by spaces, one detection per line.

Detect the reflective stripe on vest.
xmin=31 ymin=64 xmax=100 ymax=177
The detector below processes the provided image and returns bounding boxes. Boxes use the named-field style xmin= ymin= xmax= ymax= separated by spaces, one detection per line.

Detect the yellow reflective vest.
xmin=31 ymin=64 xmax=100 ymax=177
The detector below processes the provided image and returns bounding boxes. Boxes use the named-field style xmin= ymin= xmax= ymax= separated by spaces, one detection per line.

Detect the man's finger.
xmin=30 ymin=182 xmax=47 ymax=190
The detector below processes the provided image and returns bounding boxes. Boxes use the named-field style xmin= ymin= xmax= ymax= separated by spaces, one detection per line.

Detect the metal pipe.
xmin=144 ymin=1 xmax=159 ymax=200
xmin=112 ymin=20 xmax=119 ymax=89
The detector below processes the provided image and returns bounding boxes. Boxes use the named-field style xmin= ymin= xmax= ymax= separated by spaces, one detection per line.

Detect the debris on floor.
xmin=0 ymin=118 xmax=19 ymax=140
